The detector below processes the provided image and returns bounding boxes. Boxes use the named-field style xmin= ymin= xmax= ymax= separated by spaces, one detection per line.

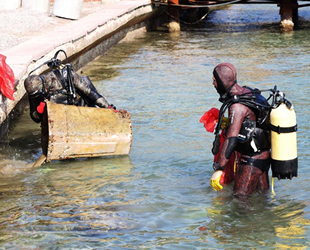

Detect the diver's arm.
xmin=28 ymin=97 xmax=43 ymax=123
xmin=74 ymin=74 xmax=109 ymax=108
xmin=24 ymin=75 xmax=45 ymax=123
xmin=216 ymin=104 xmax=246 ymax=168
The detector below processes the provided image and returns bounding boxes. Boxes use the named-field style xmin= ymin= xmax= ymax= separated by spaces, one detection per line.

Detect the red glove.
xmin=108 ymin=104 xmax=117 ymax=112
xmin=36 ymin=102 xmax=46 ymax=114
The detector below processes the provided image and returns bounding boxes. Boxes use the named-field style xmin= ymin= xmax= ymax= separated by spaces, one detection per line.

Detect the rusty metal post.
xmin=279 ymin=0 xmax=298 ymax=31
xmin=167 ymin=0 xmax=181 ymax=33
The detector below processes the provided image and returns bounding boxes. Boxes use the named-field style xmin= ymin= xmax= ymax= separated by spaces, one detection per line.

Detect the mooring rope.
xmin=158 ymin=0 xmax=243 ymax=8
xmin=164 ymin=8 xmax=211 ymax=25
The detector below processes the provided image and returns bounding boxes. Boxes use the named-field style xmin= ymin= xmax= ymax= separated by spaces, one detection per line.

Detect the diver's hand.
xmin=108 ymin=104 xmax=117 ymax=112
xmin=210 ymin=170 xmax=224 ymax=191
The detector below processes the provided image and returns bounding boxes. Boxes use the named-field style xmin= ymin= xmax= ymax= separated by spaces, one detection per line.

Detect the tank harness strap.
xmin=53 ymin=68 xmax=76 ymax=105
xmin=39 ymin=75 xmax=46 ymax=94
xmin=38 ymin=75 xmax=50 ymax=100
xmin=240 ymin=156 xmax=270 ymax=172
xmin=269 ymin=124 xmax=297 ymax=134
xmin=53 ymin=69 xmax=67 ymax=89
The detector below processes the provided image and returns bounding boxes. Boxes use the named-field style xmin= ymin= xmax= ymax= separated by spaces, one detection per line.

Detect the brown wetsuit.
xmin=217 ymin=100 xmax=270 ymax=196
xmin=212 ymin=63 xmax=270 ymax=197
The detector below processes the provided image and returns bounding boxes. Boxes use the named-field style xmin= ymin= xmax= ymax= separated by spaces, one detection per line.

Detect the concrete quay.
xmin=0 ymin=0 xmax=161 ymax=138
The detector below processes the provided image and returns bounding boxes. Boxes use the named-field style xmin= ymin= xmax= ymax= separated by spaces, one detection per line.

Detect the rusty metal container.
xmin=41 ymin=101 xmax=132 ymax=163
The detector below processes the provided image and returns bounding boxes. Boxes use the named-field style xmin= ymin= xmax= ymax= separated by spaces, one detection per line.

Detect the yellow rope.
xmin=234 ymin=152 xmax=237 ymax=173
xmin=271 ymin=177 xmax=275 ymax=196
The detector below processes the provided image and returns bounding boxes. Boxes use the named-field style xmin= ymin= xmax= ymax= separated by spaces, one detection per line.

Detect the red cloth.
xmin=200 ymin=107 xmax=219 ymax=133
xmin=0 ymin=54 xmax=15 ymax=100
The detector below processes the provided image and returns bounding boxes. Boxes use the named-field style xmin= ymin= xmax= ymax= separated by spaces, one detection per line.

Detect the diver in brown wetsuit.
xmin=210 ymin=63 xmax=271 ymax=197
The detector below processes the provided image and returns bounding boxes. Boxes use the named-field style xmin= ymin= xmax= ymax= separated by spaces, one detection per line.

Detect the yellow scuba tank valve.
xmin=270 ymin=93 xmax=298 ymax=180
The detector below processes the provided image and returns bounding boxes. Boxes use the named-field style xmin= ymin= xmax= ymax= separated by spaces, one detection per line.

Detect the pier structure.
xmin=155 ymin=0 xmax=309 ymax=32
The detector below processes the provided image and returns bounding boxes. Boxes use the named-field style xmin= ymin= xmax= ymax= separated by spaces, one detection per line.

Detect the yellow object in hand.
xmin=220 ymin=117 xmax=230 ymax=129
xmin=210 ymin=170 xmax=224 ymax=191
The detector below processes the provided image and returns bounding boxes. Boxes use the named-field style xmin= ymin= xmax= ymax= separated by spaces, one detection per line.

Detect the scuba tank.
xmin=269 ymin=88 xmax=298 ymax=180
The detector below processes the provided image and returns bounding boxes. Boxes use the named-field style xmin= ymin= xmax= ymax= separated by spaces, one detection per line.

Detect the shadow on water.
xmin=0 ymin=106 xmax=42 ymax=177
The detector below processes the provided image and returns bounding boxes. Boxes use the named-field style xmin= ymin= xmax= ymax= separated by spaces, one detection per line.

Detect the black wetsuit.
xmin=24 ymin=69 xmax=109 ymax=123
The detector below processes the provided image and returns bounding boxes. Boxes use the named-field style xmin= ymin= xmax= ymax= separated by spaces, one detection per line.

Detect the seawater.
xmin=0 ymin=4 xmax=309 ymax=249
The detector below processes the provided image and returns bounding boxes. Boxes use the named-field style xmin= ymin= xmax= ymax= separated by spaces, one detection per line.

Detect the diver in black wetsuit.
xmin=24 ymin=50 xmax=115 ymax=123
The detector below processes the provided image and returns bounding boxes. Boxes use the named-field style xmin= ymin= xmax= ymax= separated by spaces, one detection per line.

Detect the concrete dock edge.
xmin=0 ymin=0 xmax=161 ymax=138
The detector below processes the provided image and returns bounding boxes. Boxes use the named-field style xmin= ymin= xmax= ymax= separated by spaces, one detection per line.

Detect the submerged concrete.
xmin=0 ymin=0 xmax=161 ymax=139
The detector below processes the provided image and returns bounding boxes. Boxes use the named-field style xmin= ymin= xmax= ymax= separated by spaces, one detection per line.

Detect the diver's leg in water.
xmin=257 ymin=170 xmax=269 ymax=191
xmin=233 ymin=163 xmax=262 ymax=197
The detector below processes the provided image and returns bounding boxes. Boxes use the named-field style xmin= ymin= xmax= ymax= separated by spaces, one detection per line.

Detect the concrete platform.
xmin=0 ymin=0 xmax=159 ymax=138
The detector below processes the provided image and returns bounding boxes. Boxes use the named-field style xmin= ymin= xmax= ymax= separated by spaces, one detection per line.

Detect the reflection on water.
xmin=1 ymin=4 xmax=310 ymax=249
xmin=0 ymin=156 xmax=135 ymax=248
xmin=204 ymin=194 xmax=309 ymax=249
